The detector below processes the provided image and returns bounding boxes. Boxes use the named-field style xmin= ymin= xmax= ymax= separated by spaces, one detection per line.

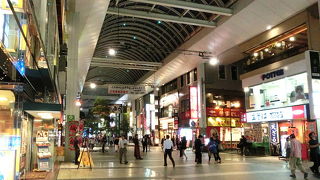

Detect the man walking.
xmin=119 ymin=135 xmax=128 ymax=164
xmin=163 ymin=135 xmax=175 ymax=167
xmin=194 ymin=135 xmax=203 ymax=164
xmin=309 ymin=132 xmax=320 ymax=174
xmin=74 ymin=134 xmax=81 ymax=165
xmin=289 ymin=134 xmax=308 ymax=179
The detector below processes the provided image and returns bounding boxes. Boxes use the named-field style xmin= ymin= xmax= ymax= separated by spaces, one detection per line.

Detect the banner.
xmin=108 ymin=84 xmax=146 ymax=94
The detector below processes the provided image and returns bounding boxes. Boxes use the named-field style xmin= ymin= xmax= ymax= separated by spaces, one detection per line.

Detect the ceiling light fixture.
xmin=275 ymin=42 xmax=281 ymax=47
xmin=209 ymin=57 xmax=219 ymax=66
xmin=266 ymin=25 xmax=272 ymax=30
xmin=108 ymin=48 xmax=116 ymax=56
xmin=253 ymin=52 xmax=259 ymax=57
xmin=289 ymin=36 xmax=295 ymax=41
xmin=90 ymin=83 xmax=97 ymax=89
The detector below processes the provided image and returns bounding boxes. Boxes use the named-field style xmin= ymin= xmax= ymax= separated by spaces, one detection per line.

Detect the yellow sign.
xmin=207 ymin=117 xmax=241 ymax=127
xmin=1 ymin=0 xmax=23 ymax=11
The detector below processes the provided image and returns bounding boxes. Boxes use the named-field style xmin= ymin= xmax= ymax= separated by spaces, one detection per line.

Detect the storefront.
xmin=205 ymin=88 xmax=244 ymax=149
xmin=242 ymin=52 xmax=318 ymax=157
xmin=159 ymin=92 xmax=179 ymax=139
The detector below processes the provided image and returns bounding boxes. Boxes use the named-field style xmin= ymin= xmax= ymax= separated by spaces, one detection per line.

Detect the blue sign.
xmin=270 ymin=122 xmax=278 ymax=143
xmin=13 ymin=59 xmax=25 ymax=76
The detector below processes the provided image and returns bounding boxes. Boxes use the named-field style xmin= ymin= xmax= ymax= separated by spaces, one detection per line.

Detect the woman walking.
xmin=133 ymin=134 xmax=143 ymax=160
xmin=213 ymin=135 xmax=221 ymax=163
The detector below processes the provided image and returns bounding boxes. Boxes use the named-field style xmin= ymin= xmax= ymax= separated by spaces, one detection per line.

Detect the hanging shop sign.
xmin=108 ymin=84 xmax=146 ymax=94
xmin=190 ymin=86 xmax=198 ymax=119
xmin=246 ymin=105 xmax=307 ymax=123
xmin=261 ymin=69 xmax=284 ymax=81
xmin=270 ymin=122 xmax=278 ymax=143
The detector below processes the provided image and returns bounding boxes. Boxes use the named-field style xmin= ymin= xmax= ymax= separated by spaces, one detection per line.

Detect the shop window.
xmin=218 ymin=65 xmax=226 ymax=80
xmin=231 ymin=66 xmax=238 ymax=80
xmin=187 ymin=72 xmax=191 ymax=84
xmin=180 ymin=75 xmax=184 ymax=87
xmin=194 ymin=69 xmax=197 ymax=81
xmin=247 ymin=73 xmax=309 ymax=111
xmin=243 ymin=25 xmax=308 ymax=73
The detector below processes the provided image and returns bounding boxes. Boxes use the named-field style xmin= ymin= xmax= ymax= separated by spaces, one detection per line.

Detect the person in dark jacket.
xmin=213 ymin=135 xmax=221 ymax=163
xmin=101 ymin=134 xmax=107 ymax=153
xmin=133 ymin=134 xmax=143 ymax=159
xmin=194 ymin=135 xmax=203 ymax=164
xmin=74 ymin=134 xmax=81 ymax=165
xmin=309 ymin=132 xmax=320 ymax=174
xmin=180 ymin=136 xmax=187 ymax=159
xmin=142 ymin=135 xmax=148 ymax=153
xmin=239 ymin=135 xmax=247 ymax=156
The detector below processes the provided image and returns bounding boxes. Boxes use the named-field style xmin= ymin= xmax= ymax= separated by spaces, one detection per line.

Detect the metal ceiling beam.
xmin=92 ymin=57 xmax=162 ymax=66
xmin=90 ymin=63 xmax=158 ymax=71
xmin=106 ymin=7 xmax=216 ymax=28
xmin=129 ymin=0 xmax=233 ymax=16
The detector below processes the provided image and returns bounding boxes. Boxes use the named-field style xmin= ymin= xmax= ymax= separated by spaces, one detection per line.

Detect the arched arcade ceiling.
xmin=86 ymin=0 xmax=237 ymax=86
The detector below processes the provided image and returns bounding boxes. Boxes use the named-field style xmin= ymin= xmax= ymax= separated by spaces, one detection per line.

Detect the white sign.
xmin=246 ymin=106 xmax=305 ymax=123
xmin=108 ymin=84 xmax=146 ymax=94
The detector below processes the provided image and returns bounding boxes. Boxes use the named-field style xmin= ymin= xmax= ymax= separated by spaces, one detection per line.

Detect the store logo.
xmin=261 ymin=69 xmax=284 ymax=81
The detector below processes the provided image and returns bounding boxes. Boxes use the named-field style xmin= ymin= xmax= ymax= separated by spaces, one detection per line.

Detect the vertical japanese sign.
xmin=269 ymin=122 xmax=278 ymax=143
xmin=190 ymin=86 xmax=198 ymax=119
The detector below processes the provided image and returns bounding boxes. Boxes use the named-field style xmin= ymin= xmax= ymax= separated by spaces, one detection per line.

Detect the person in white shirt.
xmin=163 ymin=135 xmax=175 ymax=167
xmin=119 ymin=135 xmax=128 ymax=164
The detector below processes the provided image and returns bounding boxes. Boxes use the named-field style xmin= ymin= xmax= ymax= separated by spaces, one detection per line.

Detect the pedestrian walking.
xmin=180 ymin=136 xmax=187 ymax=160
xmin=114 ymin=136 xmax=119 ymax=152
xmin=289 ymin=134 xmax=308 ymax=179
xmin=133 ymin=134 xmax=143 ymax=159
xmin=309 ymin=132 xmax=320 ymax=174
xmin=161 ymin=137 xmax=165 ymax=151
xmin=74 ymin=134 xmax=81 ymax=165
xmin=284 ymin=136 xmax=291 ymax=162
xmin=142 ymin=135 xmax=148 ymax=153
xmin=194 ymin=135 xmax=203 ymax=164
xmin=163 ymin=135 xmax=175 ymax=167
xmin=238 ymin=135 xmax=247 ymax=156
xmin=213 ymin=135 xmax=221 ymax=163
xmin=101 ymin=134 xmax=107 ymax=153
xmin=119 ymin=135 xmax=128 ymax=164
xmin=207 ymin=137 xmax=216 ymax=163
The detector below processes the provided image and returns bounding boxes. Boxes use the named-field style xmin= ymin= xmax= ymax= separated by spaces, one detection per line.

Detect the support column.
xmin=64 ymin=0 xmax=80 ymax=162
xmin=197 ymin=63 xmax=207 ymax=135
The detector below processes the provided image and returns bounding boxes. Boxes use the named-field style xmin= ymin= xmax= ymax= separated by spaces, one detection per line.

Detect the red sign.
xmin=190 ymin=87 xmax=198 ymax=119
xmin=292 ymin=105 xmax=306 ymax=119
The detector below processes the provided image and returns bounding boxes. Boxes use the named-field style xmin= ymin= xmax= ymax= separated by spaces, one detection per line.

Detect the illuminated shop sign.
xmin=207 ymin=117 xmax=241 ymax=127
xmin=246 ymin=105 xmax=306 ymax=123
xmin=270 ymin=122 xmax=278 ymax=143
xmin=261 ymin=69 xmax=284 ymax=81
xmin=190 ymin=87 xmax=198 ymax=119
xmin=206 ymin=108 xmax=243 ymax=117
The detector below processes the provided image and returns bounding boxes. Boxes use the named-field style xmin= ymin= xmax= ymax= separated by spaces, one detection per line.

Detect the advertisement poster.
xmin=0 ymin=150 xmax=16 ymax=180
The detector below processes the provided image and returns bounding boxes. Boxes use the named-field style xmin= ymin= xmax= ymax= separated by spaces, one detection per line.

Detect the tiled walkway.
xmin=57 ymin=146 xmax=317 ymax=180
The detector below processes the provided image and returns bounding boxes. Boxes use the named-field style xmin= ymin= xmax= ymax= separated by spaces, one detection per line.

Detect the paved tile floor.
xmin=57 ymin=146 xmax=318 ymax=180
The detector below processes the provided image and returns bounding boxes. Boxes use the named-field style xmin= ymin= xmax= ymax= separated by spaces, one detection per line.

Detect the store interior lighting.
xmin=244 ymin=87 xmax=249 ymax=92
xmin=38 ymin=113 xmax=54 ymax=119
xmin=0 ymin=97 xmax=8 ymax=101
